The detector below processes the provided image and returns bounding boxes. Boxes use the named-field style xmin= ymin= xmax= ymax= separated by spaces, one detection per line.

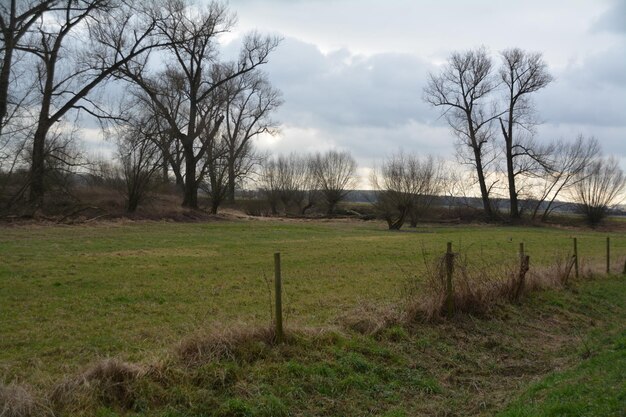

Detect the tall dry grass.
xmin=0 ymin=382 xmax=47 ymax=417
xmin=50 ymin=358 xmax=144 ymax=413
xmin=403 ymin=248 xmax=600 ymax=322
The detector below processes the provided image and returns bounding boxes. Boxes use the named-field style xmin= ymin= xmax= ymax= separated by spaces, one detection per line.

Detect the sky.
xmin=205 ymin=0 xmax=626 ymax=187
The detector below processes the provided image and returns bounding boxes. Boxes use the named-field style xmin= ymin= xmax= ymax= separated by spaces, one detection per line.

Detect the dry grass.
xmin=50 ymin=359 xmax=144 ymax=413
xmin=404 ymin=250 xmax=590 ymax=321
xmin=176 ymin=325 xmax=279 ymax=366
xmin=338 ymin=302 xmax=401 ymax=336
xmin=0 ymin=383 xmax=43 ymax=417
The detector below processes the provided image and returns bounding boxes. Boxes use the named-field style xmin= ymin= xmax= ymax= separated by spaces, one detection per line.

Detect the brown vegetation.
xmin=50 ymin=359 xmax=144 ymax=413
xmin=176 ymin=326 xmax=278 ymax=366
xmin=0 ymin=383 xmax=42 ymax=417
xmin=338 ymin=302 xmax=401 ymax=336
xmin=403 ymin=251 xmax=593 ymax=322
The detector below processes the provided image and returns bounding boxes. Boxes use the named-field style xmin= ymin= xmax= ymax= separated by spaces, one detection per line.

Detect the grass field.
xmin=0 ymin=218 xmax=625 ymax=416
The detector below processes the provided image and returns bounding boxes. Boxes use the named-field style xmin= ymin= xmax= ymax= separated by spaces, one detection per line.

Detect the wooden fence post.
xmin=606 ymin=237 xmax=610 ymax=274
xmin=515 ymin=255 xmax=530 ymax=302
xmin=573 ymin=238 xmax=579 ymax=279
xmin=274 ymin=252 xmax=284 ymax=343
xmin=512 ymin=242 xmax=528 ymax=301
xmin=446 ymin=242 xmax=454 ymax=318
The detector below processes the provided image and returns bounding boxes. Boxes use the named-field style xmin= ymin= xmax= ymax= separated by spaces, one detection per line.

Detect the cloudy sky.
xmin=211 ymin=0 xmax=626 ymax=184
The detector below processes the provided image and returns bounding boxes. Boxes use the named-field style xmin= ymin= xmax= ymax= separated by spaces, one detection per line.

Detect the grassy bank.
xmin=2 ymin=275 xmax=624 ymax=416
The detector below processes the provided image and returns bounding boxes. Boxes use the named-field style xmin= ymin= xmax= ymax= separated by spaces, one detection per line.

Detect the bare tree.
xmin=22 ymin=0 xmax=165 ymax=208
xmin=424 ymin=47 xmax=501 ymax=219
xmin=222 ymin=71 xmax=282 ymax=203
xmin=498 ymin=48 xmax=553 ymax=219
xmin=529 ymin=135 xmax=599 ymax=221
xmin=571 ymin=157 xmax=625 ymax=227
xmin=119 ymin=0 xmax=280 ymax=209
xmin=136 ymin=76 xmax=187 ymax=190
xmin=311 ymin=150 xmax=357 ymax=216
xmin=115 ymin=116 xmax=163 ymax=213
xmin=200 ymin=127 xmax=229 ymax=214
xmin=259 ymin=156 xmax=281 ymax=215
xmin=291 ymin=154 xmax=318 ymax=215
xmin=0 ymin=0 xmax=57 ymax=137
xmin=258 ymin=153 xmax=319 ymax=216
xmin=0 ymin=1 xmax=57 ymax=202
xmin=371 ymin=152 xmax=442 ymax=230
xmin=407 ymin=156 xmax=443 ymax=227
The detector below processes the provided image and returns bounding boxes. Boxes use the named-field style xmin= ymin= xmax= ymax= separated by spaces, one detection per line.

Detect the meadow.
xmin=0 ymin=218 xmax=624 ymax=416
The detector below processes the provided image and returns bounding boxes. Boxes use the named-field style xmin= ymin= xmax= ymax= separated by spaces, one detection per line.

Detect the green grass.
xmin=32 ymin=276 xmax=626 ymax=417
xmin=498 ymin=335 xmax=625 ymax=416
xmin=497 ymin=281 xmax=626 ymax=417
xmin=0 ymin=220 xmax=624 ymax=383
xmin=0 ymin=219 xmax=625 ymax=416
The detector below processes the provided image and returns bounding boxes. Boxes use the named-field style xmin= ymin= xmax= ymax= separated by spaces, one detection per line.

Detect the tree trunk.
xmin=301 ymin=201 xmax=314 ymax=215
xmin=387 ymin=207 xmax=408 ymax=230
xmin=161 ymin=157 xmax=169 ymax=184
xmin=182 ymin=178 xmax=198 ymax=208
xmin=503 ymin=116 xmax=519 ymax=219
xmin=182 ymin=142 xmax=198 ymax=209
xmin=472 ymin=146 xmax=493 ymax=219
xmin=506 ymin=147 xmax=519 ymax=219
xmin=175 ymin=173 xmax=184 ymax=189
xmin=409 ymin=211 xmax=418 ymax=228
xmin=0 ymin=41 xmax=14 ymax=137
xmin=227 ymin=162 xmax=236 ymax=203
xmin=127 ymin=194 xmax=139 ymax=213
xmin=209 ymin=198 xmax=220 ymax=215
xmin=28 ymin=123 xmax=50 ymax=208
xmin=327 ymin=201 xmax=337 ymax=216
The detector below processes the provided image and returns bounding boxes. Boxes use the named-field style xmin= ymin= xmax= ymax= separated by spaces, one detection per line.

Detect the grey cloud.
xmin=251 ymin=37 xmax=456 ymax=163
xmin=536 ymin=40 xmax=626 ymax=129
xmin=264 ymin=37 xmax=437 ymax=131
xmin=592 ymin=0 xmax=626 ymax=33
xmin=260 ymin=35 xmax=626 ymax=167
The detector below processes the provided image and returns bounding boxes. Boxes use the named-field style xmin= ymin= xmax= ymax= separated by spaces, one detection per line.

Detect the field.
xmin=0 ymin=218 xmax=625 ymax=416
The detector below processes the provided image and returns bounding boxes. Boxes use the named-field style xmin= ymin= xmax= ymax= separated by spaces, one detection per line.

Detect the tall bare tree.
xmin=23 ymin=0 xmax=164 ymax=207
xmin=571 ymin=157 xmax=625 ymax=227
xmin=311 ymin=150 xmax=357 ymax=216
xmin=498 ymin=48 xmax=553 ymax=219
xmin=120 ymin=0 xmax=280 ymax=209
xmin=222 ymin=71 xmax=282 ymax=203
xmin=424 ymin=47 xmax=501 ymax=218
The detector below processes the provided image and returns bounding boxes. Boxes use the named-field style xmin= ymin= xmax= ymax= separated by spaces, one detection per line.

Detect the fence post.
xmin=606 ymin=237 xmax=610 ymax=274
xmin=274 ymin=252 xmax=284 ymax=343
xmin=515 ymin=255 xmax=530 ymax=302
xmin=446 ymin=242 xmax=454 ymax=318
xmin=573 ymin=238 xmax=579 ymax=279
